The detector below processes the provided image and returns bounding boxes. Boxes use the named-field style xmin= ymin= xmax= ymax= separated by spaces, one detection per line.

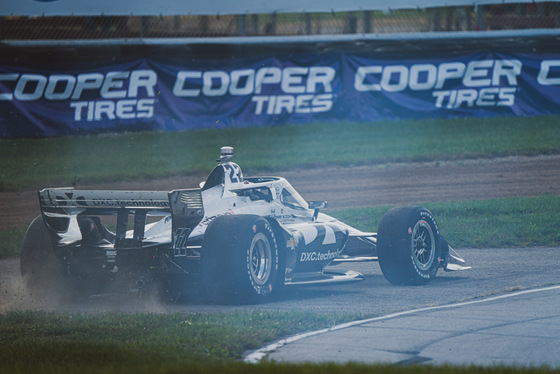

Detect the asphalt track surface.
xmin=1 ymin=155 xmax=560 ymax=367
xmin=250 ymin=285 xmax=560 ymax=367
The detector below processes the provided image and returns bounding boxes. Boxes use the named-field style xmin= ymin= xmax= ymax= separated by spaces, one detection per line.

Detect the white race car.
xmin=21 ymin=147 xmax=468 ymax=303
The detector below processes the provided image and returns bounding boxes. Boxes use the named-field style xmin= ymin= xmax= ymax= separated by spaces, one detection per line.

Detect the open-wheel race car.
xmin=21 ymin=146 xmax=469 ymax=303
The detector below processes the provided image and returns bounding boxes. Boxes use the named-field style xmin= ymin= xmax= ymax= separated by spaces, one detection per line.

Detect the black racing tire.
xmin=377 ymin=207 xmax=442 ymax=285
xmin=20 ymin=216 xmax=71 ymax=301
xmin=201 ymin=215 xmax=279 ymax=304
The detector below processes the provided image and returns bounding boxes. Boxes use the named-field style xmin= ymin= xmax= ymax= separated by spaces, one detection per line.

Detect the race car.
xmin=21 ymin=146 xmax=469 ymax=303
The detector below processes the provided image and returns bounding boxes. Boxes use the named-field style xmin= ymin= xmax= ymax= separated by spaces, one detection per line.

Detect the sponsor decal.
xmin=0 ymin=70 xmax=157 ymax=123
xmin=49 ymin=191 xmax=169 ymax=208
xmin=286 ymin=237 xmax=296 ymax=250
xmin=354 ymin=59 xmax=522 ymax=108
xmin=300 ymin=250 xmax=338 ymax=262
xmin=537 ymin=60 xmax=560 ymax=85
xmin=105 ymin=250 xmax=117 ymax=263
xmin=420 ymin=210 xmax=439 ymax=234
xmin=173 ymin=66 xmax=336 ymax=115
xmin=4 ymin=52 xmax=560 ymax=137
xmin=90 ymin=198 xmax=169 ymax=207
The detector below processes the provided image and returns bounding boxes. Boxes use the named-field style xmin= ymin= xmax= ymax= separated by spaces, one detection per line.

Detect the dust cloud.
xmin=0 ymin=258 xmax=171 ymax=314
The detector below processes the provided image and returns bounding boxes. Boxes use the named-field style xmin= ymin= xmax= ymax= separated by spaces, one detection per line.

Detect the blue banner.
xmin=2 ymin=50 xmax=560 ymax=137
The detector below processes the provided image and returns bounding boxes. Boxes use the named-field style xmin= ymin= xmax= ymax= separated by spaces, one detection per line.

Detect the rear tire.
xmin=20 ymin=216 xmax=71 ymax=301
xmin=377 ymin=207 xmax=441 ymax=285
xmin=201 ymin=215 xmax=279 ymax=304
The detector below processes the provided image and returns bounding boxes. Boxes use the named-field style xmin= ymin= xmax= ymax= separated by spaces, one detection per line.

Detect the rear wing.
xmin=39 ymin=188 xmax=170 ymax=210
xmin=38 ymin=188 xmax=203 ymax=251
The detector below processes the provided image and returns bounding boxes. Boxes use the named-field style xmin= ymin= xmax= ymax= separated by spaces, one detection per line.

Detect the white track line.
xmin=244 ymin=284 xmax=560 ymax=364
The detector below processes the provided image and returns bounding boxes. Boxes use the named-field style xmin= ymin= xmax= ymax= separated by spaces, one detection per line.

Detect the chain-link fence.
xmin=1 ymin=2 xmax=559 ymax=40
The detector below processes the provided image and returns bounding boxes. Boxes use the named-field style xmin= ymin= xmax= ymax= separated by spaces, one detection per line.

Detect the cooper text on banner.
xmin=2 ymin=51 xmax=560 ymax=137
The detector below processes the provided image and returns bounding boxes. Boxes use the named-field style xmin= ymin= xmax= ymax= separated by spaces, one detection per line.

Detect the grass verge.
xmin=0 ymin=310 xmax=355 ymax=369
xmin=0 ymin=228 xmax=27 ymax=260
xmin=2 ymin=196 xmax=559 ymax=260
xmin=329 ymin=195 xmax=560 ymax=249
xmin=1 ymin=311 xmax=557 ymax=374
xmin=2 ymin=115 xmax=560 ymax=191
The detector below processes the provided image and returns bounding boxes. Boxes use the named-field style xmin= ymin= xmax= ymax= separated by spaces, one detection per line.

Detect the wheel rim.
xmin=249 ymin=232 xmax=272 ymax=286
xmin=411 ymin=220 xmax=435 ymax=271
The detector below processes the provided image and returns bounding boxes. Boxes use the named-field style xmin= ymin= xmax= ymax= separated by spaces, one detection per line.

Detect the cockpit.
xmin=201 ymin=146 xmax=310 ymax=212
xmin=280 ymin=184 xmax=308 ymax=210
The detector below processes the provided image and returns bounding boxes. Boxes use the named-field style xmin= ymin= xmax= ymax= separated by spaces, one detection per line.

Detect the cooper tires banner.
xmin=2 ymin=50 xmax=560 ymax=137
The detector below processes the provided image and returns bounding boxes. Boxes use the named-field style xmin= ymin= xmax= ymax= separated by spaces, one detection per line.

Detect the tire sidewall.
xmin=241 ymin=218 xmax=279 ymax=299
xmin=406 ymin=208 xmax=440 ymax=283
xmin=201 ymin=215 xmax=280 ymax=304
xmin=378 ymin=207 xmax=441 ymax=285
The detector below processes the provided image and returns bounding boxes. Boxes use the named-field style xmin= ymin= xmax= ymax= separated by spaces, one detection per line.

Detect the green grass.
xmin=2 ymin=196 xmax=559 ymax=259
xmin=2 ymin=115 xmax=560 ymax=191
xmin=1 ymin=311 xmax=557 ymax=374
xmin=328 ymin=195 xmax=560 ymax=249
xmin=0 ymin=228 xmax=26 ymax=259
xmin=0 ymin=310 xmax=356 ymax=370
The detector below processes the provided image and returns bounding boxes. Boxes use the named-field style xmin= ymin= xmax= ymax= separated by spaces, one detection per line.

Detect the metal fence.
xmin=1 ymin=2 xmax=560 ymax=40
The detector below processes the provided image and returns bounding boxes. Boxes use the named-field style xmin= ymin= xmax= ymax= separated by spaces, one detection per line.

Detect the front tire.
xmin=377 ymin=207 xmax=442 ymax=285
xmin=201 ymin=215 xmax=279 ymax=304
